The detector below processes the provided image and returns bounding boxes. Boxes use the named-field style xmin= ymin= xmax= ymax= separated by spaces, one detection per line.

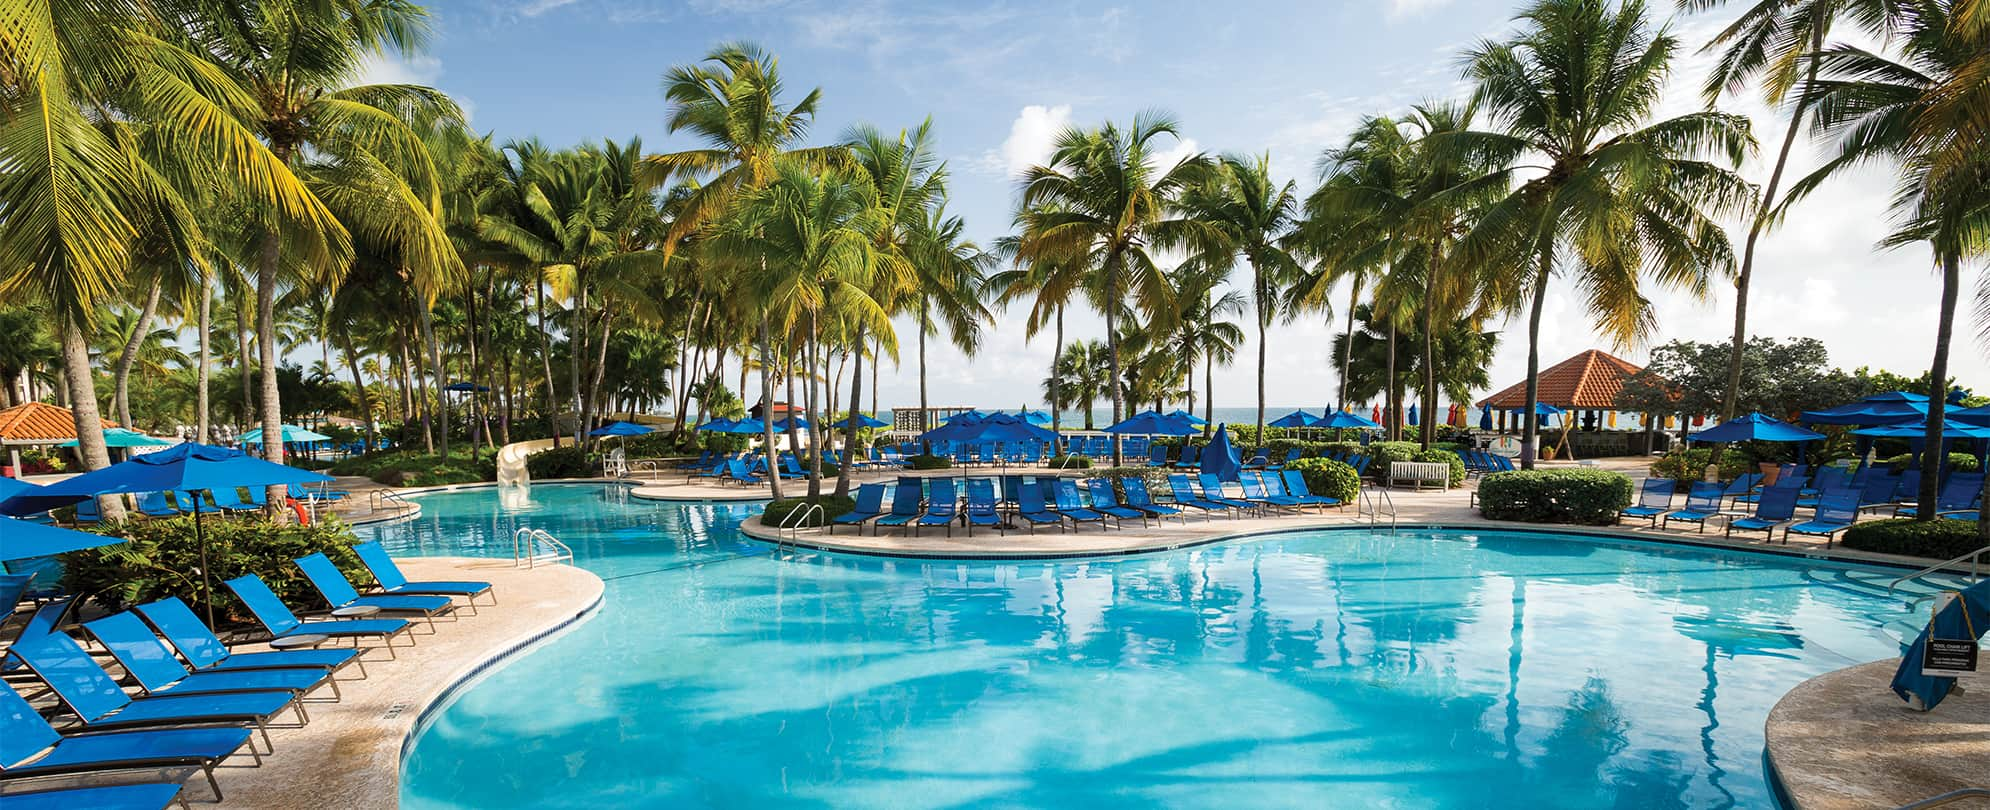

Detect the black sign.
xmin=1922 ymin=638 xmax=1980 ymax=678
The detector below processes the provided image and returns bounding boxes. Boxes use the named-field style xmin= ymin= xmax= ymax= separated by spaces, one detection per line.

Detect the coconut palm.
xmin=1043 ymin=340 xmax=1111 ymax=430
xmin=1447 ymin=0 xmax=1757 ymax=468
xmin=1016 ymin=112 xmax=1210 ymax=465
xmin=1179 ymin=152 xmax=1303 ymax=441
xmin=649 ymin=42 xmax=845 ymax=500
xmin=988 ymin=229 xmax=1091 ymax=434
xmin=1164 ymin=262 xmax=1246 ymax=434
xmin=1778 ymin=0 xmax=1990 ymax=519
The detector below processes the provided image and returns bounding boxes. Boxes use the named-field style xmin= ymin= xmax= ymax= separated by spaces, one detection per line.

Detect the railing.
xmin=370 ymin=489 xmax=413 ymax=515
xmin=1358 ymin=486 xmax=1397 ymax=532
xmin=1887 ymin=544 xmax=1989 ymax=594
xmin=512 ymin=527 xmax=573 ymax=568
xmin=1896 ymin=787 xmax=1990 ymax=809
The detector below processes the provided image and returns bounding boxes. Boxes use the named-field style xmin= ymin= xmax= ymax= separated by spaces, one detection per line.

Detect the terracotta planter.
xmin=1758 ymin=462 xmax=1780 ymax=487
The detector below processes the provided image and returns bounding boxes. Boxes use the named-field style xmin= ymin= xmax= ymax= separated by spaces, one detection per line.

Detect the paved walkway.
xmin=1767 ymin=659 xmax=1989 ymax=809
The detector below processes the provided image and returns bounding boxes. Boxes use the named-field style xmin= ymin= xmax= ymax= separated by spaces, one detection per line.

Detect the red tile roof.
xmin=0 ymin=402 xmax=116 ymax=443
xmin=1477 ymin=350 xmax=1651 ymax=410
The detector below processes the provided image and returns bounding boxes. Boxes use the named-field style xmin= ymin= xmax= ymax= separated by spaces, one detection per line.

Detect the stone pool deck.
xmin=208 ymin=557 xmax=602 ymax=809
xmin=1767 ymin=659 xmax=1989 ymax=809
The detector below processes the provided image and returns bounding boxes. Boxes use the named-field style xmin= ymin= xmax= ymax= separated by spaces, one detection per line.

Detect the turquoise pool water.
xmin=376 ymin=484 xmax=1913 ymax=809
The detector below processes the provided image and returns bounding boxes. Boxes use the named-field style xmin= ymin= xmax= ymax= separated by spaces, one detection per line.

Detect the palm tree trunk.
xmin=918 ymin=300 xmax=931 ymax=453
xmin=588 ymin=310 xmax=613 ymax=437
xmin=341 ymin=329 xmax=377 ymax=452
xmin=569 ymin=281 xmax=587 ymax=448
xmin=60 ymin=314 xmax=125 ymax=520
xmin=1255 ymin=290 xmax=1268 ymax=444
xmin=535 ymin=275 xmax=561 ymax=449
xmin=759 ymin=316 xmax=783 ymax=500
xmin=805 ymin=316 xmax=823 ymax=501
xmin=1384 ymin=320 xmax=1398 ymax=442
xmin=783 ymin=336 xmax=800 ymax=455
xmin=196 ymin=284 xmax=212 ymax=443
xmin=113 ymin=278 xmax=162 ymax=428
xmin=255 ymin=228 xmax=286 ymax=509
xmin=1521 ymin=252 xmax=1551 ymax=470
xmin=1204 ymin=351 xmax=1214 ymax=439
xmin=1339 ymin=281 xmax=1360 ymax=412
xmin=419 ymin=304 xmax=449 ymax=460
xmin=869 ymin=336 xmax=880 ymax=419
xmin=1051 ymin=305 xmax=1065 ymax=433
xmin=1915 ymin=251 xmax=1960 ymax=521
xmin=836 ymin=326 xmax=865 ymax=498
xmin=1105 ymin=283 xmax=1125 ymax=467
xmin=1421 ymin=263 xmax=1438 ymax=453
xmin=234 ymin=291 xmax=253 ymax=432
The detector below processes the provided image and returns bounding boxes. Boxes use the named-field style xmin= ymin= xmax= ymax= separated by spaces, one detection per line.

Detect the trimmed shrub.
xmin=1284 ymin=457 xmax=1361 ymax=503
xmin=759 ymin=495 xmax=856 ymax=528
xmin=1478 ymin=469 xmax=1635 ymax=525
xmin=526 ymin=446 xmax=593 ymax=479
xmin=907 ymin=454 xmax=952 ymax=470
xmin=1840 ymin=518 xmax=1982 ymax=559
xmin=1649 ymin=448 xmax=1750 ymax=484
xmin=1045 ymin=455 xmax=1093 ymax=469
xmin=61 ymin=517 xmax=367 ymax=621
xmin=329 ymin=449 xmax=496 ymax=487
xmin=1880 ymin=452 xmax=1979 ymax=473
xmin=1411 ymin=448 xmax=1467 ymax=487
xmin=1366 ymin=441 xmax=1420 ymax=471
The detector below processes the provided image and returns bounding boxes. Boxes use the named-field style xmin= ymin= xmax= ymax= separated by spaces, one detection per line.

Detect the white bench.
xmin=1389 ymin=461 xmax=1451 ymax=491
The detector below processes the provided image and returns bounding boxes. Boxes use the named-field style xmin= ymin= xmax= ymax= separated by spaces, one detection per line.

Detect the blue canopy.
xmin=919 ymin=413 xmax=1056 ymax=445
xmin=1166 ymin=410 xmax=1209 ymax=428
xmin=696 ymin=417 xmax=738 ymax=433
xmin=1688 ymin=412 xmax=1826 ymax=443
xmin=1104 ymin=411 xmax=1199 ymax=436
xmin=722 ymin=418 xmax=770 ymax=435
xmin=1 ymin=517 xmax=121 ymax=561
xmin=773 ymin=416 xmax=813 ymax=431
xmin=1268 ymin=410 xmax=1320 ymax=429
xmin=833 ymin=413 xmax=890 ymax=429
xmin=1511 ymin=402 xmax=1566 ymax=417
xmin=57 ymin=428 xmax=174 ymax=449
xmin=1479 ymin=407 xmax=1495 ymax=431
xmin=1318 ymin=410 xmax=1382 ymax=430
xmin=0 ymin=443 xmax=333 ymax=516
xmin=1851 ymin=420 xmax=1990 ymax=439
xmin=1947 ymin=404 xmax=1990 ymax=427
xmin=1015 ymin=408 xmax=1052 ymax=426
xmin=239 ymin=425 xmax=332 ymax=445
xmin=443 ymin=382 xmax=491 ymax=393
xmin=1200 ymin=425 xmax=1243 ymax=482
xmin=0 ymin=476 xmax=42 ymax=503
xmin=1802 ymin=393 xmax=1929 ymax=426
xmin=1892 ymin=580 xmax=1989 ymax=711
xmin=589 ymin=421 xmax=655 ymax=437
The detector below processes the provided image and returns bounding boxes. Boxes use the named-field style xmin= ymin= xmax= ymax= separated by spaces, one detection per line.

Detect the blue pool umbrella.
xmin=589 ymin=421 xmax=655 ymax=437
xmin=1946 ymin=404 xmax=1990 ymax=426
xmin=1851 ymin=420 xmax=1990 ymax=439
xmin=722 ymin=418 xmax=769 ymax=435
xmin=57 ymin=428 xmax=174 ymax=449
xmin=921 ymin=412 xmax=1056 ymax=445
xmin=1689 ymin=412 xmax=1826 ymax=444
xmin=1104 ymin=411 xmax=1198 ymax=436
xmin=239 ymin=425 xmax=333 ymax=445
xmin=1479 ymin=407 xmax=1495 ymax=431
xmin=696 ymin=417 xmax=738 ymax=432
xmin=833 ymin=413 xmax=890 ymax=429
xmin=1166 ymin=410 xmax=1209 ymax=428
xmin=1512 ymin=402 xmax=1566 ymax=418
xmin=1892 ymin=579 xmax=1990 ymax=711
xmin=0 ymin=476 xmax=43 ymax=505
xmin=1201 ymin=425 xmax=1243 ymax=482
xmin=1317 ymin=410 xmax=1382 ymax=430
xmin=1016 ymin=408 xmax=1052 ymax=426
xmin=443 ymin=381 xmax=491 ymax=393
xmin=1801 ymin=393 xmax=1928 ymax=426
xmin=1407 ymin=404 xmax=1420 ymax=426
xmin=772 ymin=416 xmax=813 ymax=431
xmin=1 ymin=516 xmax=120 ymax=561
xmin=1268 ymin=410 xmax=1320 ymax=429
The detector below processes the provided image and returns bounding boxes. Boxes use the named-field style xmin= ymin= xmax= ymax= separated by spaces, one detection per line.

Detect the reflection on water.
xmin=382 ymin=486 xmax=1909 ymax=809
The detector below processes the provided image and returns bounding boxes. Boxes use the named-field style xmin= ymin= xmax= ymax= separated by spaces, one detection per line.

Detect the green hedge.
xmin=1478 ymin=469 xmax=1634 ymax=526
xmin=60 ymin=517 xmax=367 ymax=622
xmin=1283 ymin=458 xmax=1361 ymax=503
xmin=526 ymin=446 xmax=593 ymax=479
xmin=1880 ymin=452 xmax=1979 ymax=473
xmin=907 ymin=454 xmax=952 ymax=470
xmin=759 ymin=495 xmax=856 ymax=527
xmin=327 ymin=449 xmax=496 ymax=487
xmin=1045 ymin=455 xmax=1092 ymax=469
xmin=1648 ymin=448 xmax=1753 ymax=484
xmin=1840 ymin=518 xmax=1983 ymax=559
xmin=1365 ymin=441 xmax=1420 ymax=472
xmin=1411 ymin=448 xmax=1467 ymax=487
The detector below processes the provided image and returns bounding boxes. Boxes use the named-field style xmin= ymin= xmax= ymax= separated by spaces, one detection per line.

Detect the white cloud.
xmin=520 ymin=0 xmax=583 ymax=16
xmin=1145 ymin=136 xmax=1202 ymax=174
xmin=1387 ymin=0 xmax=1453 ymax=21
xmin=988 ymin=104 xmax=1074 ymax=178
xmin=354 ymin=53 xmax=442 ymax=86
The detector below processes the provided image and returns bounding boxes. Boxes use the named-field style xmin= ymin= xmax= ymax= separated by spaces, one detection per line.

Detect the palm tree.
xmin=1448 ymin=0 xmax=1757 ymax=467
xmin=1179 ymin=153 xmax=1303 ymax=441
xmin=1779 ymin=0 xmax=1990 ymax=520
xmin=649 ymin=42 xmax=845 ymax=500
xmin=1 ymin=1 xmax=350 ymax=518
xmin=1017 ymin=112 xmax=1210 ymax=464
xmin=988 ymin=230 xmax=1090 ymax=433
xmin=1164 ymin=263 xmax=1246 ymax=434
xmin=1043 ymin=340 xmax=1111 ymax=429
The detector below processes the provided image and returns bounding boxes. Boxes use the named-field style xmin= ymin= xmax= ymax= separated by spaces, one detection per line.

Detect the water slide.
xmin=495 ymin=438 xmax=559 ymax=487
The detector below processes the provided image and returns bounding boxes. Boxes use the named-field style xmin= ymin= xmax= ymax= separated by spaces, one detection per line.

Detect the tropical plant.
xmin=1179 ymin=152 xmax=1303 ymax=439
xmin=1043 ymin=340 xmax=1111 ymax=429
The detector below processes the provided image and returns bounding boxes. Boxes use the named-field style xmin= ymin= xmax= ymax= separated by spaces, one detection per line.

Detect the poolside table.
xmin=269 ymin=633 xmax=330 ymax=650
xmin=329 ymin=605 xmax=381 ymax=619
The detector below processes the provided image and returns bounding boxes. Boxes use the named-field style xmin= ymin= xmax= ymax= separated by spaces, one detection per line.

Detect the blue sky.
xmin=367 ymin=0 xmax=1979 ymax=412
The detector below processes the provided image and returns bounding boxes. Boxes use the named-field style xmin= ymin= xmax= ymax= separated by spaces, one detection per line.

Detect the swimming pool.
xmin=376 ymin=484 xmax=1913 ymax=808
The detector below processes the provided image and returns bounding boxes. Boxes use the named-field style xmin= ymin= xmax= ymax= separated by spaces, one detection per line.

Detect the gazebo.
xmin=1477 ymin=350 xmax=1661 ymax=456
xmin=0 ymin=402 xmax=115 ymax=476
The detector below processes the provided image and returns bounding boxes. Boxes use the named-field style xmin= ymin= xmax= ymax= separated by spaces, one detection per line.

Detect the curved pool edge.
xmin=1765 ymin=658 xmax=1990 ymax=809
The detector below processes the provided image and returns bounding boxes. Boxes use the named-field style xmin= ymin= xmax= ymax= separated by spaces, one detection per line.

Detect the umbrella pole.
xmin=195 ymin=495 xmax=214 ymax=628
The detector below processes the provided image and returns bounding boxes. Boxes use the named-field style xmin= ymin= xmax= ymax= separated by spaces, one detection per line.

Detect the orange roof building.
xmin=0 ymin=401 xmax=115 ymax=445
xmin=1477 ymin=350 xmax=1650 ymax=410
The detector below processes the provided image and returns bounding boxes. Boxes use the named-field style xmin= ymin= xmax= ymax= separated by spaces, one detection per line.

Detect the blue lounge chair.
xmin=6 ymin=630 xmax=303 ymax=752
xmin=2 ymin=781 xmax=191 ymax=810
xmin=1173 ymin=444 xmax=1202 ymax=469
xmin=1165 ymin=474 xmax=1227 ymax=518
xmin=1896 ymin=472 xmax=1985 ymax=518
xmin=1242 ymin=471 xmax=1302 ymax=513
xmin=831 ymin=484 xmax=885 ymax=534
xmin=1147 ymin=445 xmax=1170 ymax=466
xmin=1783 ymin=491 xmax=1861 ymax=546
xmin=916 ymin=478 xmax=960 ymax=536
xmin=872 ymin=479 xmax=924 ymax=535
xmin=1197 ymin=474 xmax=1258 ymax=514
xmin=204 ymin=487 xmax=259 ymax=514
xmin=1717 ymin=473 xmax=1762 ymax=508
xmin=1661 ymin=482 xmax=1726 ymax=533
xmin=963 ymin=478 xmax=1002 ymax=536
xmin=1726 ymin=486 xmax=1799 ymax=539
xmin=1242 ymin=448 xmax=1270 ymax=469
xmin=1013 ymin=483 xmax=1065 ymax=533
xmin=0 ymin=679 xmax=254 ymax=802
xmin=1120 ymin=477 xmax=1184 ymax=523
xmin=2 ymin=597 xmax=75 ymax=674
xmin=135 ymin=597 xmax=364 ymax=679
xmin=83 ymin=612 xmax=337 ymax=704
xmin=1051 ymin=479 xmax=1106 ymax=530
xmin=351 ymin=542 xmax=494 ymax=611
xmin=1855 ymin=472 xmax=1902 ymax=514
xmin=72 ymin=497 xmax=103 ymax=524
xmin=1086 ymin=478 xmax=1147 ymax=528
xmin=135 ymin=491 xmax=179 ymax=518
xmin=293 ymin=554 xmax=452 ymax=630
xmin=223 ymin=575 xmax=413 ymax=657
xmin=1280 ymin=469 xmax=1342 ymax=512
xmin=287 ymin=482 xmax=347 ymax=502
xmin=1619 ymin=479 xmax=1676 ymax=526
xmin=722 ymin=459 xmax=765 ymax=486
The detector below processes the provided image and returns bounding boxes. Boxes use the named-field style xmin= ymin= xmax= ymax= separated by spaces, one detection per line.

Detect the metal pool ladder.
xmin=1886 ymin=544 xmax=1988 ymax=594
xmin=512 ymin=527 xmax=573 ymax=568
xmin=770 ymin=503 xmax=824 ymax=557
xmin=1358 ymin=486 xmax=1397 ymax=533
